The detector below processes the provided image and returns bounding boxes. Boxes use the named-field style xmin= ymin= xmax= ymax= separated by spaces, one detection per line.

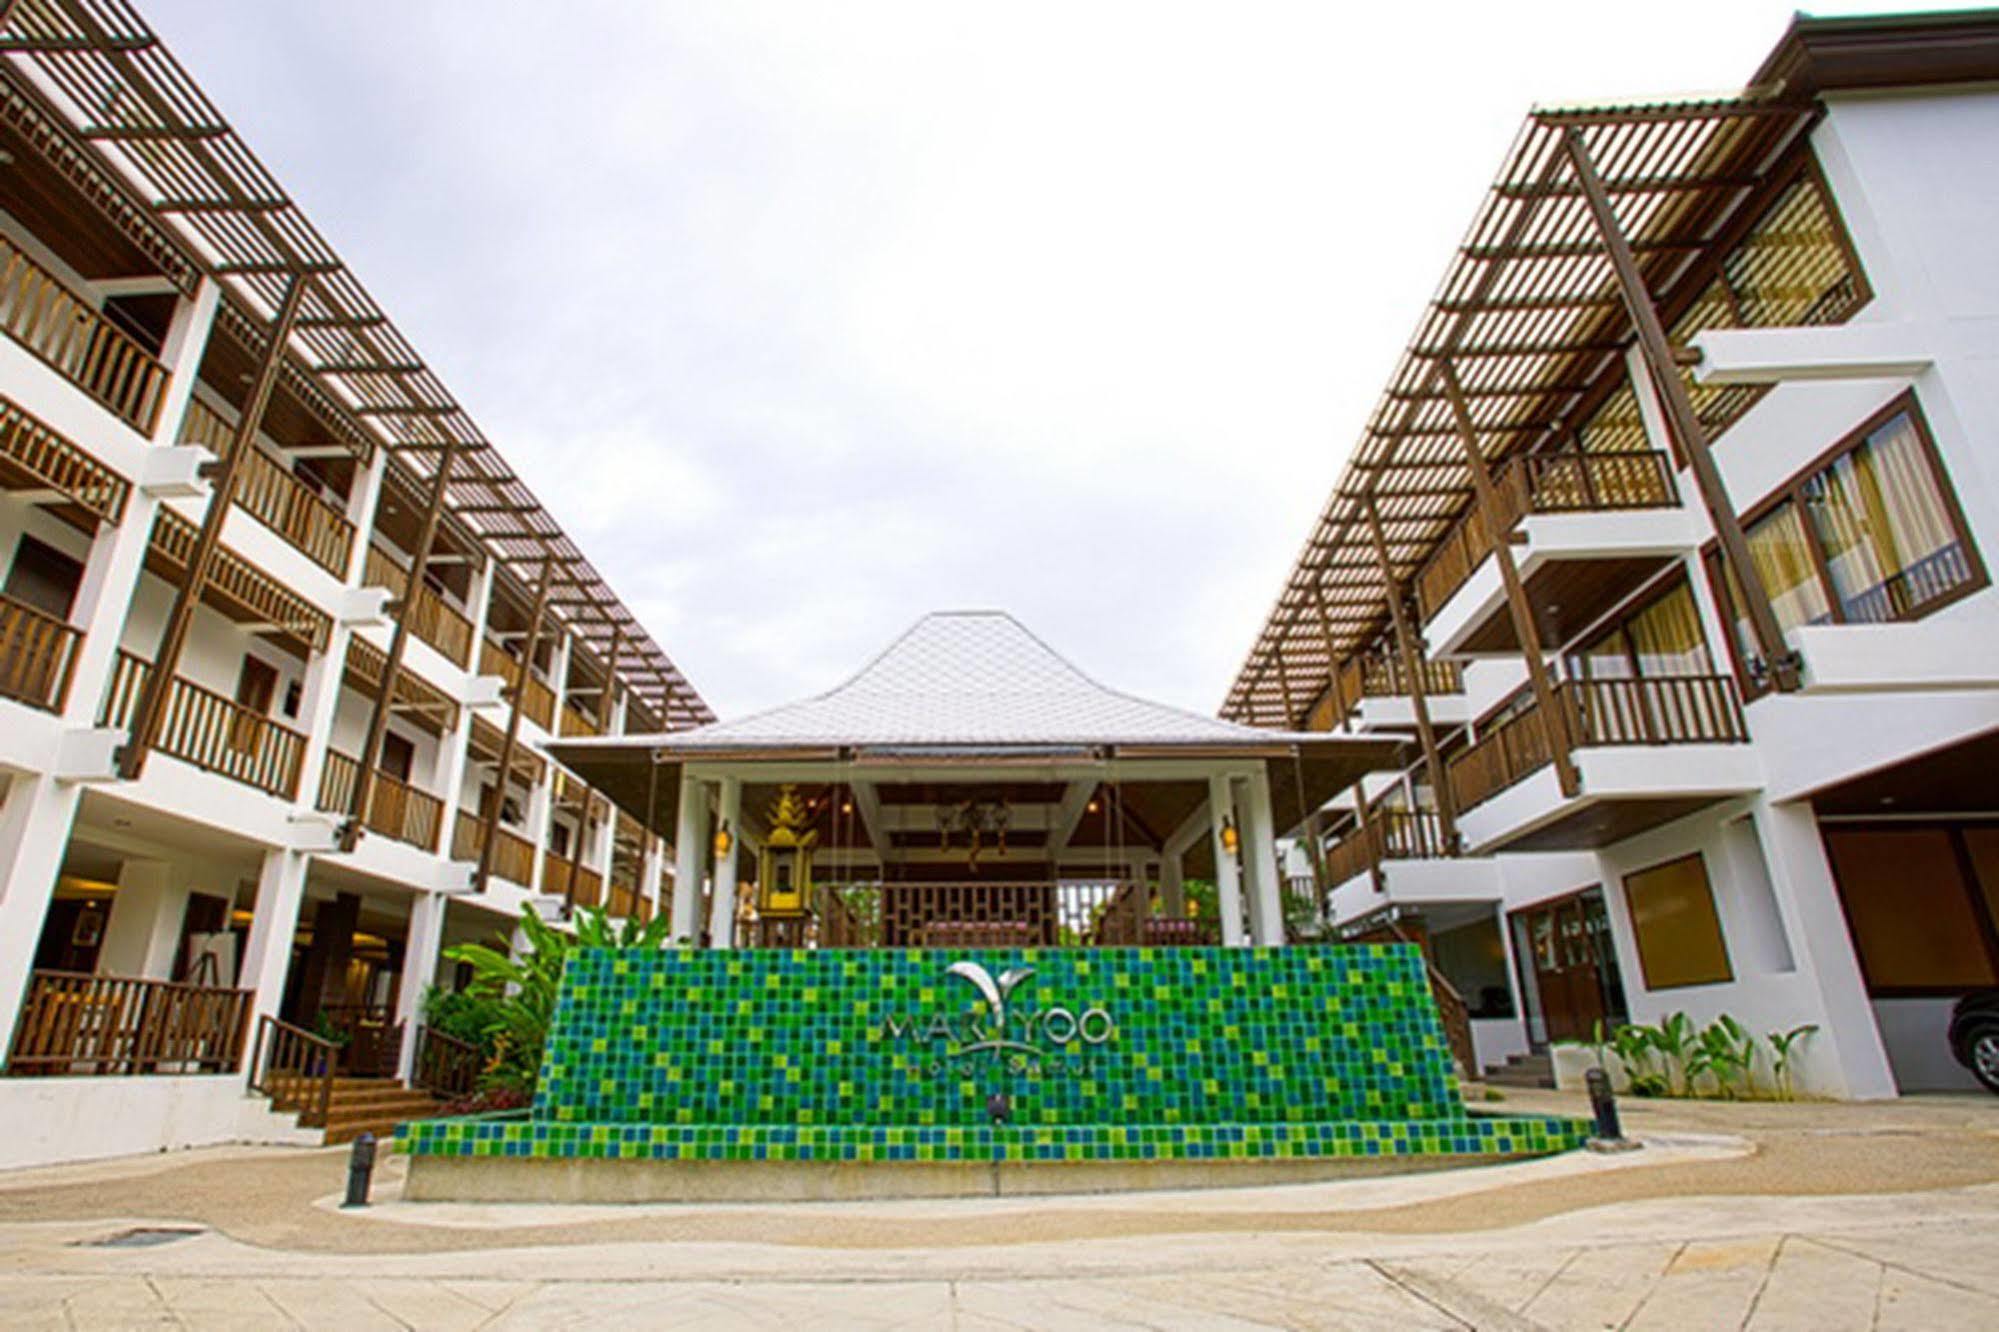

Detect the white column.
xmin=670 ymin=773 xmax=707 ymax=942
xmin=394 ymin=890 xmax=448 ymax=1081
xmin=1243 ymin=766 xmax=1286 ymax=947
xmin=1161 ymin=854 xmax=1186 ymax=920
xmin=1749 ymin=798 xmax=1898 ymax=1099
xmin=0 ymin=775 xmax=85 ymax=1056
xmin=523 ymin=764 xmax=554 ymax=895
xmin=61 ymin=489 xmax=162 ymax=728
xmin=341 ymin=453 xmax=389 ymax=583
xmin=148 ymin=277 xmax=221 ymax=448
xmin=96 ymin=859 xmax=187 ymax=979
xmin=238 ymin=848 xmax=310 ymax=1033
xmin=1207 ymin=773 xmax=1246 ymax=947
xmin=706 ymin=774 xmax=741 ymax=949
xmin=290 ymin=626 xmax=353 ymax=818
xmin=640 ymin=833 xmax=665 ymax=921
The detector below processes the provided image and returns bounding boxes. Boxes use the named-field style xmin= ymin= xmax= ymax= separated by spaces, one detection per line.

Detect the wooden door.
xmin=230 ymin=656 xmax=278 ymax=754
xmin=1516 ymin=892 xmax=1613 ymax=1044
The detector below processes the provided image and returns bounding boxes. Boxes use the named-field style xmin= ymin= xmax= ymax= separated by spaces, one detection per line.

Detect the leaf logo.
xmin=945 ymin=961 xmax=1037 ymax=1055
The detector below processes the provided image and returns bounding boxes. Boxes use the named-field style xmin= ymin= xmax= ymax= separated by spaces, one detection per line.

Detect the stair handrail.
xmin=248 ymin=1014 xmax=340 ymax=1129
xmin=1384 ymin=923 xmax=1479 ymax=1083
xmin=410 ymin=1023 xmax=483 ymax=1099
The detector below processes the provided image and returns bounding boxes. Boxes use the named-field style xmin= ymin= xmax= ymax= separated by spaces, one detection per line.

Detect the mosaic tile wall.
xmin=535 ymin=946 xmax=1457 ymax=1129
xmin=401 ymin=945 xmax=1593 ymax=1164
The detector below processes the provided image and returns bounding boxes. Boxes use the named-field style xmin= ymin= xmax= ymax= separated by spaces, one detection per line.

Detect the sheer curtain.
xmin=1807 ymin=411 xmax=1963 ymax=621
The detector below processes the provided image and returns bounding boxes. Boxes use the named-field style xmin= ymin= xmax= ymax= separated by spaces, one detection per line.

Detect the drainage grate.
xmin=75 ymin=1227 xmax=205 ymax=1249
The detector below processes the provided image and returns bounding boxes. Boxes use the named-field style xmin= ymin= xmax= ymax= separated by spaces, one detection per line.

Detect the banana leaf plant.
xmin=441 ymin=905 xmax=677 ymax=1095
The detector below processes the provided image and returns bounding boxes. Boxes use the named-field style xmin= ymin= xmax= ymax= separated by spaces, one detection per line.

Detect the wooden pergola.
xmin=1222 ymin=95 xmax=1834 ymax=750
xmin=0 ymin=0 xmax=713 ymax=878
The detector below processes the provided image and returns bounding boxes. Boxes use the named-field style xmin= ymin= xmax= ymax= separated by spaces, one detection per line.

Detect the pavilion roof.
xmin=1218 ymin=87 xmax=1821 ymax=728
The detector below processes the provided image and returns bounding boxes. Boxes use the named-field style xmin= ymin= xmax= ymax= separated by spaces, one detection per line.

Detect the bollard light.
xmin=343 ymin=1132 xmax=378 ymax=1208
xmin=1585 ymin=1067 xmax=1623 ymax=1143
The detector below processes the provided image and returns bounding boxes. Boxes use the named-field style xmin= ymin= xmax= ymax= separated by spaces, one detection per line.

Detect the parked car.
xmin=1948 ymin=991 xmax=1999 ymax=1095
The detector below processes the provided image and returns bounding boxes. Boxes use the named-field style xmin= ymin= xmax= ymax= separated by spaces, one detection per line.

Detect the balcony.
xmin=342 ymin=636 xmax=460 ymax=735
xmin=1415 ymin=450 xmax=1693 ymax=658
xmin=1324 ymin=809 xmax=1454 ymax=887
xmin=317 ymin=750 xmax=445 ymax=853
xmin=1446 ymin=674 xmax=1758 ymax=852
xmin=0 ymin=593 xmax=82 ymax=713
xmin=363 ymin=543 xmax=474 ymax=668
xmin=0 ymin=233 xmax=169 ymax=435
xmin=479 ymin=636 xmax=555 ymax=730
xmin=0 ymin=394 xmax=130 ymax=529
xmin=180 ymin=398 xmax=356 ymax=578
xmin=542 ymin=852 xmax=604 ymax=907
xmin=100 ymin=649 xmax=308 ymax=799
xmin=451 ymin=807 xmax=538 ymax=887
xmin=146 ymin=508 xmax=329 ymax=655
xmin=1314 ymin=651 xmax=1467 ymax=733
xmin=559 ymin=698 xmax=603 ymax=737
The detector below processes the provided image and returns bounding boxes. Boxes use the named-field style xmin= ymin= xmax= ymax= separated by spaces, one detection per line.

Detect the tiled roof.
xmin=627 ymin=612 xmax=1281 ymax=749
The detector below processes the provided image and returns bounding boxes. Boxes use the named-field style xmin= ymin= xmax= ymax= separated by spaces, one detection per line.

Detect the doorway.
xmin=1510 ymin=887 xmax=1628 ymax=1047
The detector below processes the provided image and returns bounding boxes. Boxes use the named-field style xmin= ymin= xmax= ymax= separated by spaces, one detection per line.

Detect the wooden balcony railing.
xmin=542 ymin=852 xmax=603 ymax=908
xmin=100 ymin=650 xmax=307 ymax=798
xmin=451 ymin=808 xmax=537 ymax=885
xmin=1447 ymin=674 xmax=1748 ymax=813
xmin=0 ymin=592 xmax=82 ymax=713
xmin=410 ymin=1025 xmax=482 ymax=1100
xmin=317 ymin=749 xmax=444 ymax=852
xmin=479 ymin=636 xmax=555 ymax=729
xmin=1322 ymin=650 xmax=1466 ymax=726
xmin=1415 ymin=449 xmax=1679 ymax=621
xmin=148 ymin=508 xmax=329 ymax=652
xmin=559 ymin=698 xmax=602 ymax=737
xmin=0 ymin=233 xmax=168 ymax=434
xmin=180 ymin=398 xmax=355 ymax=577
xmin=1323 ymin=809 xmax=1453 ymax=887
xmin=343 ymin=636 xmax=460 ymax=734
xmin=364 ymin=543 xmax=474 ymax=667
xmin=5 ymin=971 xmax=252 ymax=1076
xmin=0 ymin=394 xmax=129 ymax=526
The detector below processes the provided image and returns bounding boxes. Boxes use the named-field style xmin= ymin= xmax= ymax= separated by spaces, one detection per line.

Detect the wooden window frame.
xmin=1706 ymin=392 xmax=1988 ymax=697
xmin=1621 ymin=851 xmax=1735 ymax=992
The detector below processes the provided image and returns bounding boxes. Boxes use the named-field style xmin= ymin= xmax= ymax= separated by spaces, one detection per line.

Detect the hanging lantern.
xmin=757 ymin=784 xmax=817 ymax=918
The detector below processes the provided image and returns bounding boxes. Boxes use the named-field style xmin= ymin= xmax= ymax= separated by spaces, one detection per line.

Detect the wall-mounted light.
xmin=1220 ymin=814 xmax=1240 ymax=856
xmin=712 ymin=819 xmax=733 ymax=859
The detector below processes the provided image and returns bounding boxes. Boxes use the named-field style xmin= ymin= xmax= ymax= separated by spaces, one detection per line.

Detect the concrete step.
xmin=1482 ymin=1052 xmax=1556 ymax=1089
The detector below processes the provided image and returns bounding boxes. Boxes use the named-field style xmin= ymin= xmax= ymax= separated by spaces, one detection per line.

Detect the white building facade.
xmin=0 ymin=1 xmax=710 ymax=1166
xmin=1230 ymin=13 xmax=1999 ymax=1099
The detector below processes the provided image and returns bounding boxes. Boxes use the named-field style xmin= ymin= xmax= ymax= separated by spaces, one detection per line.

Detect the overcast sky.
xmin=142 ymin=0 xmax=1973 ymax=721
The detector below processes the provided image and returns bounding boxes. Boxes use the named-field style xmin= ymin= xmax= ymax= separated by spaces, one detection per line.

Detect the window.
xmin=1665 ymin=159 xmax=1870 ymax=444
xmin=1708 ymin=395 xmax=1985 ymax=693
xmin=1825 ymin=827 xmax=1999 ymax=994
xmin=1623 ymin=853 xmax=1733 ymax=990
xmin=1568 ymin=577 xmax=1713 ymax=681
xmin=4 ymin=536 xmax=84 ymax=619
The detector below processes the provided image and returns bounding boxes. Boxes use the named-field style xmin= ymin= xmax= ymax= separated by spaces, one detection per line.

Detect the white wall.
xmin=0 ymin=1076 xmax=319 ymax=1171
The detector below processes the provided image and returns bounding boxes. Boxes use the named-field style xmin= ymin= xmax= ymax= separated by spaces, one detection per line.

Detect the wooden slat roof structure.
xmin=0 ymin=0 xmax=713 ymax=727
xmin=1220 ymin=93 xmax=1820 ymax=728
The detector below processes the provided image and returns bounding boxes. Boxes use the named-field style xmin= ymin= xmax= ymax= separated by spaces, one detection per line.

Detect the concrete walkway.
xmin=0 ymin=1090 xmax=1993 ymax=1328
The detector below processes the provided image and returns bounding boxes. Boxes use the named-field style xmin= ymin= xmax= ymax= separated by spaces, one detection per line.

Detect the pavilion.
xmin=549 ymin=612 xmax=1401 ymax=949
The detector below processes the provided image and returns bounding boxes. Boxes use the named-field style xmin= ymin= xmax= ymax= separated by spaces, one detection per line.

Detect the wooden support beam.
xmin=1439 ymin=359 xmax=1581 ymax=797
xmin=1562 ymin=126 xmax=1801 ymax=691
xmin=1362 ymin=495 xmax=1459 ymax=849
xmin=1350 ymin=781 xmax=1385 ymax=895
xmin=117 ymin=274 xmax=310 ymax=781
xmin=340 ymin=439 xmax=461 ymax=852
xmin=475 ymin=552 xmax=557 ymax=894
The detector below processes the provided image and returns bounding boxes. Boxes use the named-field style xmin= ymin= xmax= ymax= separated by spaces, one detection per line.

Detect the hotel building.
xmin=1227 ymin=11 xmax=1999 ymax=1098
xmin=0 ymin=0 xmax=710 ymax=1166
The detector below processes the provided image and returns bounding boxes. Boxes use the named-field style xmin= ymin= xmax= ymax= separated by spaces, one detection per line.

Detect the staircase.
xmin=265 ymin=1073 xmax=446 ymax=1144
xmin=1482 ymin=1051 xmax=1556 ymax=1089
